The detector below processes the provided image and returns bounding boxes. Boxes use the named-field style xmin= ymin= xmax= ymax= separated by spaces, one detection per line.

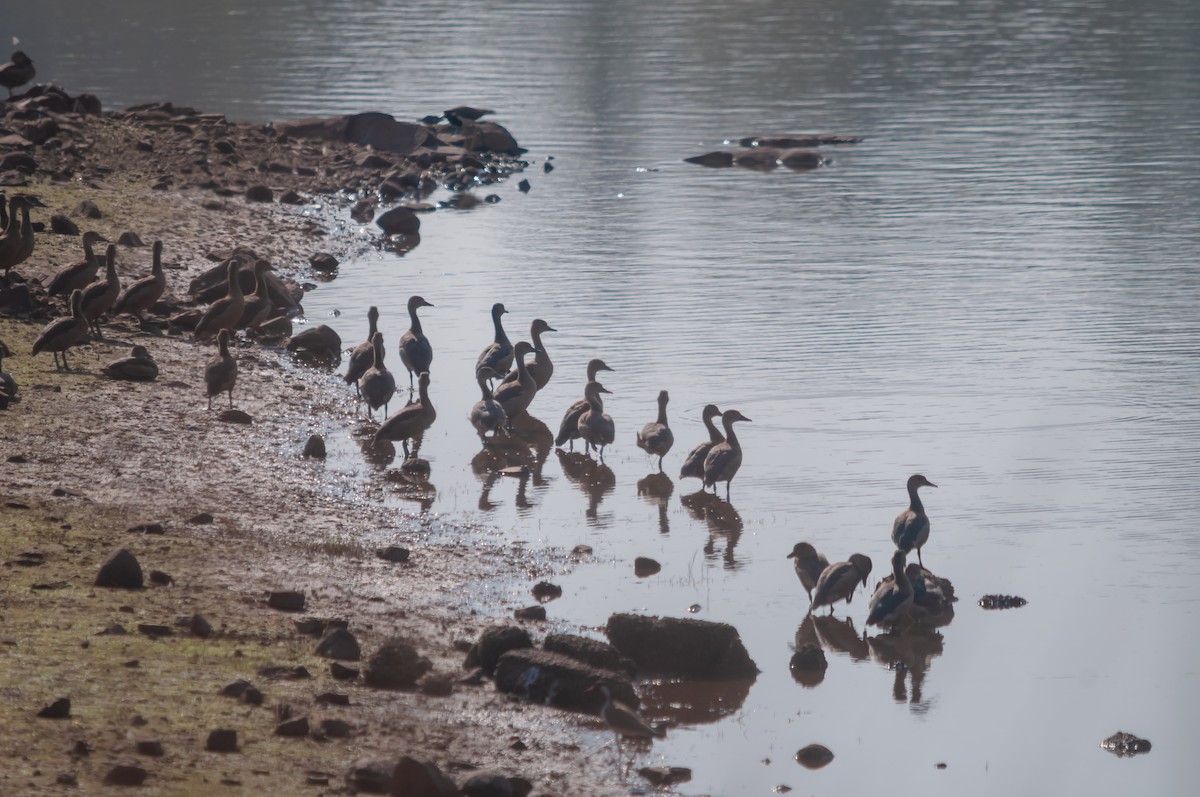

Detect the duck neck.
xmin=705 ymin=413 xmax=724 ymax=444
xmin=218 ymin=335 xmax=230 ymax=357
xmin=656 ymin=397 xmax=669 ymax=426
xmin=20 ymin=206 xmax=32 ymax=237
xmin=418 ymin=378 xmax=432 ymax=408
xmin=372 ymin=339 xmax=384 ymax=369
xmin=493 ymin=309 xmax=508 ymax=345
xmin=254 ymin=267 xmax=268 ymax=297
xmin=587 ymin=389 xmax=604 ymax=414
xmin=228 ymin=266 xmax=242 ymax=299
xmin=409 ymin=302 xmax=423 ymax=335
xmin=152 ymin=251 xmax=163 ymax=277
xmin=894 ymin=557 xmax=910 ymax=592
xmin=723 ymin=418 xmax=740 ymax=450
xmin=516 ymin=350 xmax=533 ymax=385
xmin=477 ymin=374 xmax=493 ymax=401
xmin=908 ymin=483 xmax=924 ymax=514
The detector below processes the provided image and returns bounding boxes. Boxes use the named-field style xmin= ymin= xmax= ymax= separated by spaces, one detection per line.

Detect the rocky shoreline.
xmin=0 ymin=84 xmax=662 ymax=796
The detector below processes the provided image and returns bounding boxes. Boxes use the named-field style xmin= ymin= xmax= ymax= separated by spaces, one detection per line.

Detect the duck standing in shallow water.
xmin=112 ymin=240 xmax=166 ymax=324
xmin=102 ymin=345 xmax=159 ymax=382
xmin=398 ymin=295 xmax=434 ymax=388
xmin=679 ymin=404 xmax=723 ymax=481
xmin=787 ymin=542 xmax=830 ymax=602
xmin=493 ymin=340 xmax=540 ymax=425
xmin=891 ymin=474 xmax=937 ymax=567
xmin=555 ymin=358 xmax=614 ymax=449
xmin=468 ymin=367 xmax=506 ymax=438
xmin=32 ymin=289 xmax=89 ymax=370
xmin=867 ymin=550 xmax=915 ymax=627
xmin=344 ymin=306 xmax=380 ymax=396
xmin=475 ymin=302 xmax=512 ymax=380
xmin=702 ymin=409 xmax=751 ymax=499
xmin=500 ymin=318 xmax=556 ymax=391
xmin=373 ymin=371 xmax=436 ymax=459
xmin=636 ymin=390 xmax=674 ymax=471
xmin=359 ymin=332 xmax=396 ymax=418
xmin=586 ymin=682 xmax=665 ymax=766
xmin=809 ymin=553 xmax=873 ymax=615
xmin=577 ymin=380 xmax=615 ymax=460
xmin=204 ymin=329 xmax=237 ymax=409
xmin=80 ymin=244 xmax=121 ymax=338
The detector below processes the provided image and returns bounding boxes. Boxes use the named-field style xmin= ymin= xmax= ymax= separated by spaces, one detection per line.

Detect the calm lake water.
xmin=11 ymin=0 xmax=1200 ymax=793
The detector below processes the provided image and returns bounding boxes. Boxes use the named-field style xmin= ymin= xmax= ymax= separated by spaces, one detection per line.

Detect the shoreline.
xmin=1 ymin=85 xmax=643 ymax=795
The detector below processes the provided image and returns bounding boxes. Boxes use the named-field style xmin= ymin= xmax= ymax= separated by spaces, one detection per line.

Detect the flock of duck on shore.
xmin=2 ymin=187 xmax=952 ymax=632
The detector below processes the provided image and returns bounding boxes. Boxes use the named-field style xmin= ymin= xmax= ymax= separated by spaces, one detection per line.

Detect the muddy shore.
xmin=1 ymin=86 xmax=651 ymax=795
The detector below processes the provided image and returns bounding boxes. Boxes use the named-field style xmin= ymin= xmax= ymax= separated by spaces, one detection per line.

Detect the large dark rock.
xmin=268 ymin=590 xmax=305 ymax=611
xmin=462 ymin=771 xmax=532 ymax=797
xmin=95 ymin=549 xmax=144 ymax=589
xmin=543 ymin=633 xmax=635 ymax=677
xmin=463 ymin=121 xmax=523 ymax=155
xmin=684 ymin=151 xmax=733 ymax=168
xmin=363 ymin=637 xmax=431 ymax=690
xmin=205 ymin=729 xmax=238 ymax=752
xmin=464 ymin=626 xmax=532 ymax=675
xmin=315 ymin=627 xmax=361 ymax=661
xmin=376 ymin=206 xmax=421 ymax=236
xmin=344 ymin=756 xmax=457 ymax=796
xmin=104 ymin=763 xmax=148 ymax=786
xmin=345 ymin=759 xmax=394 ymax=794
xmin=277 ymin=113 xmax=429 ymax=155
xmin=494 ymin=648 xmax=635 ymax=715
xmin=605 ymin=613 xmax=758 ymax=679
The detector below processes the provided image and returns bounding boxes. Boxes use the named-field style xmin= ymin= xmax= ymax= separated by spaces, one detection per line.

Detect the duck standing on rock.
xmin=810 ymin=553 xmax=873 ymax=615
xmin=47 ymin=231 xmax=107 ymax=298
xmin=787 ymin=542 xmax=830 ymax=602
xmin=112 ymin=240 xmax=166 ymax=323
xmin=398 ymin=295 xmax=434 ymax=388
xmin=500 ymin=318 xmax=555 ymax=391
xmin=555 ymin=358 xmax=614 ymax=450
xmin=204 ymin=328 xmax=237 ymax=409
xmin=702 ymin=409 xmax=751 ymax=499
xmin=359 ymin=332 xmax=396 ymax=418
xmin=636 ymin=390 xmax=674 ymax=471
xmin=679 ymin=404 xmax=723 ymax=481
xmin=344 ymin=305 xmax=380 ymax=396
xmin=0 ymin=52 xmax=35 ymax=98
xmin=373 ymin=371 xmax=436 ymax=459
xmin=32 ymin=289 xmax=90 ymax=370
xmin=194 ymin=261 xmax=244 ymax=342
xmin=475 ymin=302 xmax=512 ymax=381
xmin=102 ymin=345 xmax=159 ymax=382
xmin=891 ymin=474 xmax=937 ymax=567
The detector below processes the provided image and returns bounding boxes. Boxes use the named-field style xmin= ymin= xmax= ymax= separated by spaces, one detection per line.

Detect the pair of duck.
xmin=0 ymin=194 xmax=46 ymax=278
xmin=788 ymin=474 xmax=940 ymax=626
xmin=471 ymin=303 xmax=555 ymax=435
xmin=345 ymin=295 xmax=435 ymax=412
xmin=677 ymin=403 xmax=752 ymax=498
xmin=193 ymin=259 xmax=276 ymax=343
xmin=554 ymin=358 xmax=616 ymax=459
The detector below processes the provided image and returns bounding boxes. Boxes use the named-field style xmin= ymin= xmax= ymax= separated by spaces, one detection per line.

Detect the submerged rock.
xmin=795 ymin=744 xmax=835 ymax=769
xmin=605 ymin=613 xmax=758 ymax=679
xmin=1101 ymin=731 xmax=1151 ymax=757
xmin=494 ymin=648 xmax=636 ymax=714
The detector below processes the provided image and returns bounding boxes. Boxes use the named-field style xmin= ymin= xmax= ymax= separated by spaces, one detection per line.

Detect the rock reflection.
xmin=636 ymin=679 xmax=752 ymax=726
xmin=680 ymin=491 xmax=743 ymax=569
xmin=636 ymin=472 xmax=674 ymax=535
xmin=556 ymin=449 xmax=615 ymax=524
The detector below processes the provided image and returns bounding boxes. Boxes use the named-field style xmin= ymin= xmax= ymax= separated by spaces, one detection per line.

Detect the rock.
xmin=376 ymin=545 xmax=410 ymax=563
xmin=309 ymin=252 xmax=338 ymax=273
xmin=637 ymin=766 xmax=692 ymax=787
xmin=494 ymin=648 xmax=636 ymax=715
xmin=514 ymin=605 xmax=546 ymax=621
xmin=1101 ymin=731 xmax=1152 ymax=757
xmin=789 ymin=644 xmax=827 ymax=687
xmin=317 ymin=718 xmax=351 ymax=739
xmin=394 ymin=756 xmax=459 ymax=797
xmin=605 ymin=613 xmax=758 ymax=679
xmin=517 ymin=179 xmax=531 ymax=193
xmin=350 ymin=198 xmax=376 ymax=221
xmin=72 ymin=200 xmax=102 ymax=219
xmin=345 ymin=758 xmax=395 ymax=794
xmin=315 ymin=691 xmax=350 ymax=706
xmin=531 ymin=581 xmax=562 ymax=601
xmin=24 ymin=118 xmax=61 ymax=145
xmin=779 ymin=149 xmax=824 ymax=170
xmin=979 ymin=594 xmax=1027 ymax=609
xmin=187 ymin=512 xmax=214 ymax=525
xmin=543 ymin=633 xmax=635 ymax=677
xmin=315 ymin=627 xmax=361 ymax=661
xmin=117 ymin=231 xmax=146 ymax=247
xmin=95 ymin=549 xmax=144 ymax=589
xmin=362 ymin=637 xmax=431 ymax=689
xmin=302 ymin=434 xmax=326 ymax=459
xmin=464 ymin=626 xmax=533 ymax=675
xmin=56 ymin=773 xmax=76 ymax=786
xmin=190 ymin=614 xmax=213 ymax=638
xmin=205 ymin=729 xmax=238 ymax=752
xmin=137 ymin=623 xmax=173 ymax=637
xmin=279 ymin=189 xmax=305 ymax=204
xmin=418 ymin=674 xmax=454 ymax=697
xmin=127 ymin=522 xmax=165 ymax=534
xmin=285 ymin=324 xmax=342 ymax=363
xmin=241 ymin=686 xmax=264 ymax=705
xmin=268 ymin=590 xmax=306 ymax=611
xmin=217 ymin=408 xmax=254 ymax=425
xmin=467 ymin=121 xmax=523 ymax=155
xmin=684 ymin=151 xmax=734 ymax=168
xmin=275 ymin=715 xmax=310 ymax=737
xmin=461 ymin=771 xmax=516 ymax=797
xmin=37 ymin=698 xmax=71 ymax=718
xmin=245 ymin=184 xmax=274 ymax=202
xmin=795 ymin=744 xmax=834 ymax=769
xmin=49 ymin=214 xmax=79 ymax=235
xmin=0 ymin=152 xmax=36 ymax=172
xmin=135 ymin=740 xmax=164 ymax=757
xmin=375 ymin=206 xmax=421 ymax=236
xmin=278 ymin=113 xmax=428 ymax=155
xmin=148 ymin=570 xmax=173 ymax=586
xmin=219 ymin=680 xmax=255 ymax=699
xmin=330 ymin=662 xmax=359 ymax=680
xmin=258 ymin=664 xmax=311 ymax=680
xmin=732 ymin=147 xmax=781 ymax=169
xmin=104 ymin=763 xmax=148 ymax=786
xmin=634 ymin=557 xmax=661 ymax=577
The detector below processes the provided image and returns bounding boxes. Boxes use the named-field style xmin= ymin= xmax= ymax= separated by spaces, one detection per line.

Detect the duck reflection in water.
xmin=508 ymin=412 xmax=554 ymax=486
xmin=867 ymin=626 xmax=945 ymax=711
xmin=636 ymin=472 xmax=674 ymax=535
xmin=382 ymin=461 xmax=436 ymax=512
xmin=556 ymin=448 xmax=615 ymax=523
xmin=680 ymin=490 xmax=743 ymax=569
